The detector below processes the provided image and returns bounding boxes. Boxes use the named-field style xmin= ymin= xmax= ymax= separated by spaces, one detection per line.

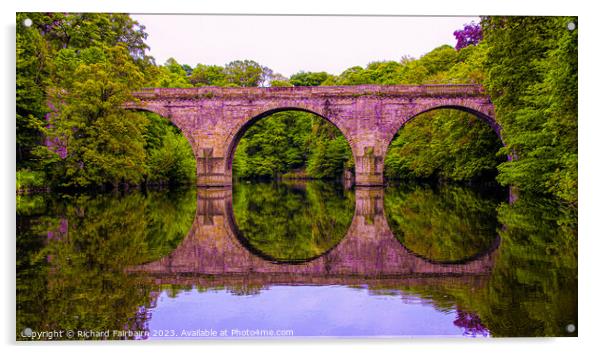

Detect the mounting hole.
xmin=567 ymin=22 xmax=576 ymax=31
xmin=22 ymin=18 xmax=32 ymax=27
xmin=566 ymin=324 xmax=576 ymax=333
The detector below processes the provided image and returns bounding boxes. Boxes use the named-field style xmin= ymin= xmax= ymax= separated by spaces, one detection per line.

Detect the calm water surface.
xmin=16 ymin=181 xmax=577 ymax=339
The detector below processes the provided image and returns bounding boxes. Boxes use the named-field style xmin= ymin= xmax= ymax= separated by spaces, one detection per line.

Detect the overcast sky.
xmin=131 ymin=15 xmax=479 ymax=77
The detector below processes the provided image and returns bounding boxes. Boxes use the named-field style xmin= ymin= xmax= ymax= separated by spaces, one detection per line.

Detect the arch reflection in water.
xmin=384 ymin=183 xmax=502 ymax=264
xmin=134 ymin=183 xmax=498 ymax=277
xmin=16 ymin=182 xmax=576 ymax=338
xmin=231 ymin=181 xmax=355 ymax=263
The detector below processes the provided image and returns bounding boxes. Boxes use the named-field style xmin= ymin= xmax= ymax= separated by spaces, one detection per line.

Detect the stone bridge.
xmin=129 ymin=187 xmax=500 ymax=281
xmin=124 ymin=85 xmax=498 ymax=186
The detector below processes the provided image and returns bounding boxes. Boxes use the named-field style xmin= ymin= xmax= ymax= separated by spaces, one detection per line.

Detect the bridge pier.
xmin=354 ymin=146 xmax=386 ymax=186
xmin=195 ymin=147 xmax=232 ymax=187
xmin=191 ymin=130 xmax=235 ymax=187
xmin=124 ymin=85 xmax=498 ymax=188
xmin=194 ymin=147 xmax=387 ymax=187
xmin=130 ymin=184 xmax=499 ymax=276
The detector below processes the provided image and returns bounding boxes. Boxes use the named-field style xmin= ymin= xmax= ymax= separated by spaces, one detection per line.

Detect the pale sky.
xmin=131 ymin=15 xmax=479 ymax=77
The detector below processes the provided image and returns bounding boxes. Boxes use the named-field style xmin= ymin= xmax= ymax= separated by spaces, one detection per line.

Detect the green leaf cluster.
xmin=232 ymin=181 xmax=354 ymax=262
xmin=16 ymin=188 xmax=196 ymax=337
xmin=17 ymin=13 xmax=196 ymax=189
xmin=482 ymin=16 xmax=578 ymax=203
xmin=232 ymin=111 xmax=353 ymax=180
xmin=385 ymin=109 xmax=503 ymax=181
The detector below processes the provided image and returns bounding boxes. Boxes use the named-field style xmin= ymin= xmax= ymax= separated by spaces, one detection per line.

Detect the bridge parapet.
xmin=130 ymin=84 xmax=489 ymax=101
xmin=124 ymin=84 xmax=497 ymax=187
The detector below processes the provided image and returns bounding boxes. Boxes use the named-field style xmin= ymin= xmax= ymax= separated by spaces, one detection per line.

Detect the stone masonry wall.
xmin=124 ymin=85 xmax=497 ymax=186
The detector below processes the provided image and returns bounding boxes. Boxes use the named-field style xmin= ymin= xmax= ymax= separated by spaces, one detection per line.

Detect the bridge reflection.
xmin=129 ymin=186 xmax=500 ymax=282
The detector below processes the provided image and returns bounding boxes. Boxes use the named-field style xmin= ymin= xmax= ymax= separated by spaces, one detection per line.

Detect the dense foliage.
xmin=17 ymin=188 xmax=196 ymax=338
xmin=232 ymin=181 xmax=355 ymax=262
xmin=17 ymin=13 xmax=197 ymax=189
xmin=482 ymin=16 xmax=578 ymax=204
xmin=233 ymin=111 xmax=353 ymax=180
xmin=385 ymin=109 xmax=503 ymax=182
xmin=17 ymin=14 xmax=578 ymax=204
xmin=385 ymin=183 xmax=500 ymax=262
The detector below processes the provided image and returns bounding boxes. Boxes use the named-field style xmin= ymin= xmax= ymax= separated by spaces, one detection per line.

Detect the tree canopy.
xmin=16 ymin=14 xmax=578 ymax=205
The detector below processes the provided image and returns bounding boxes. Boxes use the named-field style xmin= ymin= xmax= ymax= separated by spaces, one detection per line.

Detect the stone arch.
xmin=381 ymin=102 xmax=506 ymax=184
xmin=382 ymin=102 xmax=506 ymax=180
xmin=384 ymin=102 xmax=502 ymax=149
xmin=125 ymin=85 xmax=501 ymax=187
xmin=224 ymin=105 xmax=357 ymax=175
xmin=122 ymin=103 xmax=199 ymax=158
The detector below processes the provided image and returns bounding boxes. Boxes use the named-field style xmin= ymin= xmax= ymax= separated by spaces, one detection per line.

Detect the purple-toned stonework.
xmin=124 ymin=84 xmax=498 ymax=186
xmin=128 ymin=188 xmax=499 ymax=283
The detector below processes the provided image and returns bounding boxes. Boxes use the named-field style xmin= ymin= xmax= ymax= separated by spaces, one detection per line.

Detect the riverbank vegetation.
xmin=17 ymin=14 xmax=577 ymax=204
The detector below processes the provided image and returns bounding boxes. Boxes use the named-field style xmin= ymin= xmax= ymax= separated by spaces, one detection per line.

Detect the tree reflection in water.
xmin=382 ymin=185 xmax=577 ymax=337
xmin=16 ymin=188 xmax=196 ymax=339
xmin=232 ymin=181 xmax=355 ymax=262
xmin=384 ymin=183 xmax=501 ymax=263
xmin=16 ymin=182 xmax=577 ymax=338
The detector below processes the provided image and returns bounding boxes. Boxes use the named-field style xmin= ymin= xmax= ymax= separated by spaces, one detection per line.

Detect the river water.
xmin=16 ymin=181 xmax=577 ymax=339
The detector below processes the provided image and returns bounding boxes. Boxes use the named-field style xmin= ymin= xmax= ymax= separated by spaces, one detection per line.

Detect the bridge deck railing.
xmin=130 ymin=84 xmax=487 ymax=100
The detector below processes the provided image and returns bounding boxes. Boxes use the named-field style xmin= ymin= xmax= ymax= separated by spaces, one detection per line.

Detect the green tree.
xmin=189 ymin=64 xmax=227 ymax=86
xmin=415 ymin=45 xmax=458 ymax=77
xmin=306 ymin=119 xmax=354 ymax=178
xmin=233 ymin=111 xmax=312 ymax=179
xmin=289 ymin=71 xmax=334 ymax=86
xmin=17 ymin=13 xmax=197 ymax=189
xmin=232 ymin=111 xmax=353 ymax=180
xmin=268 ymin=73 xmax=293 ymax=87
xmin=181 ymin=63 xmax=193 ymax=76
xmin=482 ymin=16 xmax=578 ymax=203
xmin=224 ymin=59 xmax=272 ymax=87
xmin=385 ymin=109 xmax=503 ymax=181
xmin=335 ymin=66 xmax=369 ymax=85
xmin=16 ymin=13 xmax=50 ymax=168
xmin=144 ymin=114 xmax=196 ymax=185
xmin=36 ymin=45 xmax=149 ymax=188
xmin=32 ymin=13 xmax=149 ymax=57
xmin=156 ymin=57 xmax=193 ymax=88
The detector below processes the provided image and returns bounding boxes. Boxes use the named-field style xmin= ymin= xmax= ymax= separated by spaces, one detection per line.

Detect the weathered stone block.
xmin=124 ymin=85 xmax=498 ymax=186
